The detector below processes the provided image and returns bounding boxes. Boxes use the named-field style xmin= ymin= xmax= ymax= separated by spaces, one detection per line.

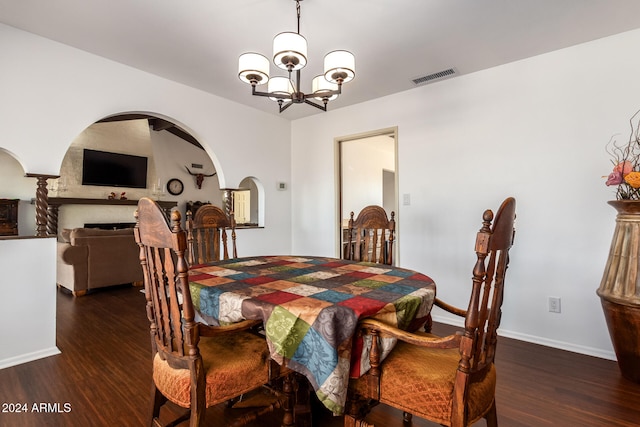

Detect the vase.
xmin=597 ymin=200 xmax=640 ymax=383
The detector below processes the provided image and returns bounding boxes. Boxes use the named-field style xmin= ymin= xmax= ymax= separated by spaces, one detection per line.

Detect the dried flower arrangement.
xmin=605 ymin=109 xmax=640 ymax=200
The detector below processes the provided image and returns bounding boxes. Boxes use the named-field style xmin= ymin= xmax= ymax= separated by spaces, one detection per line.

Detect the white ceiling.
xmin=2 ymin=0 xmax=640 ymax=120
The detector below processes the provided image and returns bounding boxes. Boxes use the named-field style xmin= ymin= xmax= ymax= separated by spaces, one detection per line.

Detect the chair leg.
xmin=281 ymin=373 xmax=295 ymax=427
xmin=151 ymin=382 xmax=192 ymax=427
xmin=149 ymin=383 xmax=165 ymax=427
xmin=189 ymin=392 xmax=206 ymax=427
xmin=485 ymin=401 xmax=498 ymax=427
xmin=292 ymin=374 xmax=312 ymax=427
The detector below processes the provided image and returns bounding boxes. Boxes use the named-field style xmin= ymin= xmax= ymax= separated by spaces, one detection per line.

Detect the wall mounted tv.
xmin=82 ymin=149 xmax=148 ymax=189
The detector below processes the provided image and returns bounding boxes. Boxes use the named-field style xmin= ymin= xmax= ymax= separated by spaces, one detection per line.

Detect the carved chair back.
xmin=451 ymin=197 xmax=516 ymax=381
xmin=345 ymin=205 xmax=395 ymax=265
xmin=134 ymin=198 xmax=196 ymax=369
xmin=186 ymin=204 xmax=237 ymax=264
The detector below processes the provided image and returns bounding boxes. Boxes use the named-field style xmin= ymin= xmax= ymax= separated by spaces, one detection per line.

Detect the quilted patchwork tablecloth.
xmin=188 ymin=255 xmax=436 ymax=415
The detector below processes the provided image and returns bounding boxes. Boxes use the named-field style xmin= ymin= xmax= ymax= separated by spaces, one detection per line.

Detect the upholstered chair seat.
xmin=350 ymin=332 xmax=496 ymax=425
xmin=152 ymin=332 xmax=271 ymax=408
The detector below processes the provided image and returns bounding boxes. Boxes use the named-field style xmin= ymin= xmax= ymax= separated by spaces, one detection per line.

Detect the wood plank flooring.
xmin=0 ymin=285 xmax=639 ymax=426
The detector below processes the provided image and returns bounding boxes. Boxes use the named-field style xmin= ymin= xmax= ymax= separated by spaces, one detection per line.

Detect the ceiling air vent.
xmin=411 ymin=68 xmax=457 ymax=86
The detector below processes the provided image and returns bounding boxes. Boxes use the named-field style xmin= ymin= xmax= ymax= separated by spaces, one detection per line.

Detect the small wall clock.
xmin=167 ymin=178 xmax=184 ymax=196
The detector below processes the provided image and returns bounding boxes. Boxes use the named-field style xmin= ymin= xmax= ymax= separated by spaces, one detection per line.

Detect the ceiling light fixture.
xmin=238 ymin=0 xmax=355 ymax=113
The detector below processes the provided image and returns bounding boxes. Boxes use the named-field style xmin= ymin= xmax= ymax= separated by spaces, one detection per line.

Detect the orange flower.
xmin=624 ymin=171 xmax=640 ymax=188
xmin=614 ymin=161 xmax=634 ymax=175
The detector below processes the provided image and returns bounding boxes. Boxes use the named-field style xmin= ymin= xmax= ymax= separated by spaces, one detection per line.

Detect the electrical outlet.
xmin=548 ymin=297 xmax=561 ymax=313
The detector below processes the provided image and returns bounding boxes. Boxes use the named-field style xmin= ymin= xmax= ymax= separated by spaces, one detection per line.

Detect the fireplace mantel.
xmin=43 ymin=197 xmax=177 ymax=235
xmin=47 ymin=197 xmax=176 ymax=208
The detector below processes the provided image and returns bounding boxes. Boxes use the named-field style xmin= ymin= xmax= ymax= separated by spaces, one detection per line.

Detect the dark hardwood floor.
xmin=0 ymin=285 xmax=639 ymax=426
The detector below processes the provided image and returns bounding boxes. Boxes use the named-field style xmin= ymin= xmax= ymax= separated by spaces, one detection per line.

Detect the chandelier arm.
xmin=303 ymin=99 xmax=328 ymax=112
xmin=280 ymin=101 xmax=294 ymax=113
xmin=301 ymin=88 xmax=341 ymax=100
xmin=251 ymin=86 xmax=291 ymax=100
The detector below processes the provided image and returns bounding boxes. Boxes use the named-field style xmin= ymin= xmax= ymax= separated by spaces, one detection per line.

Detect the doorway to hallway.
xmin=336 ymin=127 xmax=398 ymax=262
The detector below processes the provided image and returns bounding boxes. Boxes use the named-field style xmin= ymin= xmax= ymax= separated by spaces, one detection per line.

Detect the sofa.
xmin=56 ymin=227 xmax=143 ymax=296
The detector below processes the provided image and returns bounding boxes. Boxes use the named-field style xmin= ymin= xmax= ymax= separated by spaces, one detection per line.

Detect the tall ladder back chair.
xmin=134 ymin=198 xmax=293 ymax=427
xmin=345 ymin=205 xmax=395 ymax=265
xmin=186 ymin=204 xmax=237 ymax=265
xmin=344 ymin=197 xmax=516 ymax=427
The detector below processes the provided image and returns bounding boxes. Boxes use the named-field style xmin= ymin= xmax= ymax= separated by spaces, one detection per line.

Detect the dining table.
xmin=187 ymin=255 xmax=436 ymax=415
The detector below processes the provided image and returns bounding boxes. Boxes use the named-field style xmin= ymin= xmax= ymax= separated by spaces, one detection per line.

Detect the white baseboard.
xmin=0 ymin=347 xmax=61 ymax=370
xmin=431 ymin=314 xmax=617 ymax=361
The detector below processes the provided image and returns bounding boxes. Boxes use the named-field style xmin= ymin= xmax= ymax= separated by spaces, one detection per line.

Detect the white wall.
xmin=291 ymin=29 xmax=640 ymax=360
xmin=149 ymin=124 xmax=224 ymax=215
xmin=0 ymin=22 xmax=292 ymax=252
xmin=0 ymin=23 xmax=292 ymax=367
xmin=0 ymin=238 xmax=58 ymax=369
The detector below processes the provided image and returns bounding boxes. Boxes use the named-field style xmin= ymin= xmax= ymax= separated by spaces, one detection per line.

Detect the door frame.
xmin=334 ymin=126 xmax=399 ymax=262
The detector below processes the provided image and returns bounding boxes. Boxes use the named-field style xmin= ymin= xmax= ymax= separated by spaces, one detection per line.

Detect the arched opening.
xmin=47 ymin=112 xmax=268 ymax=294
xmin=52 ymin=113 xmax=225 ymax=234
xmin=0 ymin=148 xmax=36 ymax=236
xmin=236 ymin=176 xmax=265 ymax=227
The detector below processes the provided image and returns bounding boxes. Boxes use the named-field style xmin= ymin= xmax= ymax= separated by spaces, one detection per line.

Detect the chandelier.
xmin=237 ymin=0 xmax=355 ymax=113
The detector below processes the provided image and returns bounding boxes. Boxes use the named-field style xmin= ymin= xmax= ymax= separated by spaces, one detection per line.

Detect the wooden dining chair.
xmin=134 ymin=198 xmax=293 ymax=427
xmin=344 ymin=197 xmax=516 ymax=427
xmin=186 ymin=203 xmax=237 ymax=265
xmin=344 ymin=205 xmax=395 ymax=265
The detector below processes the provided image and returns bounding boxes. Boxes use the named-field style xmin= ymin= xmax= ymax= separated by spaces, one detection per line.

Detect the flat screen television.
xmin=82 ymin=149 xmax=148 ymax=189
